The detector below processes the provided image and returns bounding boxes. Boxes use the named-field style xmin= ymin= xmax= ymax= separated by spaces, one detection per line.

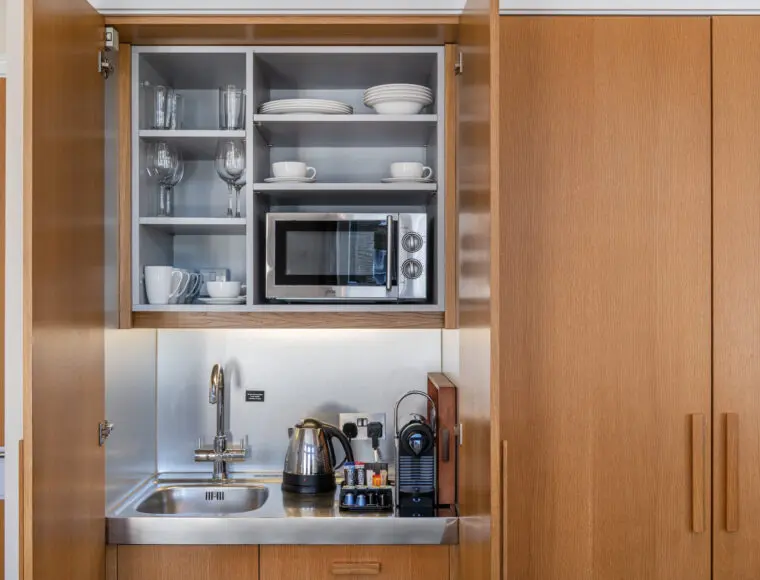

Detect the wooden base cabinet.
xmin=259 ymin=546 xmax=450 ymax=580
xmin=116 ymin=546 xmax=260 ymax=580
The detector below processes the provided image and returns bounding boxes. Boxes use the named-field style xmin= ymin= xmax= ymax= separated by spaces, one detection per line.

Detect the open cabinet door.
xmin=455 ymin=1 xmax=500 ymax=579
xmin=23 ymin=0 xmax=106 ymax=579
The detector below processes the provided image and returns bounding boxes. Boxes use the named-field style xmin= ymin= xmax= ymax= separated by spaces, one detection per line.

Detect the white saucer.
xmin=198 ymin=296 xmax=246 ymax=305
xmin=380 ymin=177 xmax=435 ymax=183
xmin=264 ymin=177 xmax=316 ymax=183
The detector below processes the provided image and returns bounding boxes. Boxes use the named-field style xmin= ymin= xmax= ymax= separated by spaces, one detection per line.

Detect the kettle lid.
xmin=298 ymin=417 xmax=323 ymax=429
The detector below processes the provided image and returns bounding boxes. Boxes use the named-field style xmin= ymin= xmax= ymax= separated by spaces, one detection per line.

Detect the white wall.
xmin=155 ymin=329 xmax=442 ymax=473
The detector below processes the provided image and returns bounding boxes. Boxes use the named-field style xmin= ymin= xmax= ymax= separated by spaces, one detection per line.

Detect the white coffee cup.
xmin=168 ymin=269 xmax=193 ymax=304
xmin=145 ymin=266 xmax=189 ymax=305
xmin=272 ymin=161 xmax=317 ymax=179
xmin=390 ymin=162 xmax=433 ymax=180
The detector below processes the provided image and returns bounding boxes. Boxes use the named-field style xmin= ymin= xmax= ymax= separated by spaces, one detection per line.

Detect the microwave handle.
xmin=386 ymin=215 xmax=394 ymax=292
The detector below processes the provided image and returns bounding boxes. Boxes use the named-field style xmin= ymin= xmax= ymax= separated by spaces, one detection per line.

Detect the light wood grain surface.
xmin=427 ymin=372 xmax=458 ymax=506
xmin=104 ymin=15 xmax=458 ymax=46
xmin=259 ymin=546 xmax=449 ymax=580
xmin=118 ymin=44 xmax=132 ymax=329
xmin=499 ymin=16 xmax=711 ymax=579
xmin=118 ymin=546 xmax=259 ymax=580
xmin=713 ymin=15 xmax=760 ymax=577
xmin=132 ymin=311 xmax=444 ymax=329
xmin=444 ymin=43 xmax=459 ymax=330
xmin=23 ymin=0 xmax=106 ymax=579
xmin=455 ymin=1 xmax=499 ymax=579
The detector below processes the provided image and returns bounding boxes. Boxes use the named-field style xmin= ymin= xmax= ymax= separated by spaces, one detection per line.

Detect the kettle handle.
xmin=322 ymin=423 xmax=355 ymax=470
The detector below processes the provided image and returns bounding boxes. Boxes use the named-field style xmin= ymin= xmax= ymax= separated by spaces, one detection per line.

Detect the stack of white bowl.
xmin=363 ymin=84 xmax=433 ymax=115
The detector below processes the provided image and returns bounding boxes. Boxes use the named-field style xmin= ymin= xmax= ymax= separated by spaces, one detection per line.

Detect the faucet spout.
xmin=210 ymin=363 xmax=225 ymax=437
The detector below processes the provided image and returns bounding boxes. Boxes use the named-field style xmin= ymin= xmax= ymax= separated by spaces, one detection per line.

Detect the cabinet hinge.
xmin=98 ymin=26 xmax=119 ymax=80
xmin=454 ymin=51 xmax=463 ymax=76
xmin=98 ymin=420 xmax=114 ymax=446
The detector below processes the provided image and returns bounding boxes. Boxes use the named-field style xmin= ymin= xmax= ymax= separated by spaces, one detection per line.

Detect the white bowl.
xmin=371 ymin=101 xmax=426 ymax=115
xmin=206 ymin=281 xmax=242 ymax=299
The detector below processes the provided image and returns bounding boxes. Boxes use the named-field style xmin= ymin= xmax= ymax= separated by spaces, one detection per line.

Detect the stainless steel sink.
xmin=136 ymin=484 xmax=269 ymax=515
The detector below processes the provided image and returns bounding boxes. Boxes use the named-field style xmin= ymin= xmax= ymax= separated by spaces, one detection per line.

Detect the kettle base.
xmin=282 ymin=472 xmax=336 ymax=494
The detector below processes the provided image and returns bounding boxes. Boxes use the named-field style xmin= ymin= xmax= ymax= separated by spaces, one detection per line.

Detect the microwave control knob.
xmin=402 ymin=259 xmax=424 ymax=280
xmin=402 ymin=232 xmax=424 ymax=253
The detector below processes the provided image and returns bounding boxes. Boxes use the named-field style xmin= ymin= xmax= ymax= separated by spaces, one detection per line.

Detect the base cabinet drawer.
xmin=260 ymin=546 xmax=450 ymax=580
xmin=117 ymin=546 xmax=259 ymax=580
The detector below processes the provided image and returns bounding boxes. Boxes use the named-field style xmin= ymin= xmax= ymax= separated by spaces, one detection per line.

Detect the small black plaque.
xmin=246 ymin=390 xmax=265 ymax=402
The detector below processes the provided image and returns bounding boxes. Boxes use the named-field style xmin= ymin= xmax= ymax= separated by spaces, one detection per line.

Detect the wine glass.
xmin=215 ymin=140 xmax=245 ymax=218
xmin=146 ymin=141 xmax=181 ymax=217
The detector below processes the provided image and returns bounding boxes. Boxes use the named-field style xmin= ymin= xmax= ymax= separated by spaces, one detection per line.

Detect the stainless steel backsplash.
xmin=156 ymin=329 xmax=442 ymax=473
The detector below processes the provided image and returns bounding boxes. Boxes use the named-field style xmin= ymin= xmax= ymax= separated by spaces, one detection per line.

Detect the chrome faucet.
xmin=194 ymin=363 xmax=247 ymax=480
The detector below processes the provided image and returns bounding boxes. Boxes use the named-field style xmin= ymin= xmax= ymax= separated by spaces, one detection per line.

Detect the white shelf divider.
xmin=139 ymin=130 xmax=246 ymax=159
xmin=138 ymin=216 xmax=247 ymax=235
xmin=253 ymin=182 xmax=437 ymax=192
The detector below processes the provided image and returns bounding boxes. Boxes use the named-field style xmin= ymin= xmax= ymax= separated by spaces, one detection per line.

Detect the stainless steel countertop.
xmin=108 ymin=473 xmax=458 ymax=545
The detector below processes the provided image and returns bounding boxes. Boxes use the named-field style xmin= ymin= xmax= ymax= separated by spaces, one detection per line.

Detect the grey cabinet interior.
xmin=131 ymin=46 xmax=446 ymax=312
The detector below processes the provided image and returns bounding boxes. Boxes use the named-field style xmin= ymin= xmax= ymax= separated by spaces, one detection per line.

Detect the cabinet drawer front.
xmin=260 ymin=545 xmax=450 ymax=580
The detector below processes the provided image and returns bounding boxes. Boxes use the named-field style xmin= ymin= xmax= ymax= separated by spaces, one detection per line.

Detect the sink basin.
xmin=136 ymin=485 xmax=269 ymax=515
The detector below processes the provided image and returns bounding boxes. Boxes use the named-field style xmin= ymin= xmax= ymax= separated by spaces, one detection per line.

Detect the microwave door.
xmin=266 ymin=213 xmax=399 ymax=302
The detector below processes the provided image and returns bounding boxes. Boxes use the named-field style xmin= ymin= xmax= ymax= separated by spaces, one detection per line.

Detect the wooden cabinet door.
xmin=23 ymin=0 xmax=106 ymax=579
xmin=499 ymin=16 xmax=712 ymax=579
xmin=259 ymin=546 xmax=449 ymax=580
xmin=118 ymin=546 xmax=259 ymax=580
xmin=713 ymin=16 xmax=760 ymax=580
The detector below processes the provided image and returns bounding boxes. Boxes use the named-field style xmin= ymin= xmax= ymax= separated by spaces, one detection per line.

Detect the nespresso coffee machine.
xmin=394 ymin=390 xmax=437 ymax=517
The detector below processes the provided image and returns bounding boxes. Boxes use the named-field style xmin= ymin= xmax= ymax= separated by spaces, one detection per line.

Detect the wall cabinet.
xmin=125 ymin=45 xmax=453 ymax=329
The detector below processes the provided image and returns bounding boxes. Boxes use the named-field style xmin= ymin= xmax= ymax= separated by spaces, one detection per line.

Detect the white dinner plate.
xmin=380 ymin=177 xmax=435 ymax=183
xmin=259 ymin=99 xmax=353 ymax=114
xmin=364 ymin=87 xmax=432 ymax=96
xmin=364 ymin=96 xmax=433 ymax=106
xmin=197 ymin=296 xmax=246 ymax=305
xmin=264 ymin=177 xmax=317 ymax=183
xmin=260 ymin=107 xmax=352 ymax=115
xmin=261 ymin=103 xmax=352 ymax=111
xmin=365 ymin=84 xmax=432 ymax=93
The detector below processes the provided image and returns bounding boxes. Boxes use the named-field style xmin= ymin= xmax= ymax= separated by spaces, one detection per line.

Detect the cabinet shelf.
xmin=139 ymin=130 xmax=246 ymax=159
xmin=253 ymin=115 xmax=438 ymax=147
xmin=138 ymin=217 xmax=246 ymax=235
xmin=254 ymin=182 xmax=436 ymax=205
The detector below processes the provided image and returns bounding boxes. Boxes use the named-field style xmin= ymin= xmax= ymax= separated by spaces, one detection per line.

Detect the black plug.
xmin=342 ymin=422 xmax=358 ymax=441
xmin=367 ymin=422 xmax=383 ymax=451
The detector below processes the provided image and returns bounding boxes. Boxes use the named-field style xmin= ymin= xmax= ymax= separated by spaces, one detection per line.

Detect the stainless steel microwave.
xmin=265 ymin=212 xmax=428 ymax=302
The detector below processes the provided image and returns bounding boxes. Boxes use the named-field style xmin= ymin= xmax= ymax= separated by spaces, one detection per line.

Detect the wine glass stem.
xmin=234 ymin=186 xmax=242 ymax=218
xmin=226 ymin=184 xmax=234 ymax=218
xmin=158 ymin=185 xmax=168 ymax=217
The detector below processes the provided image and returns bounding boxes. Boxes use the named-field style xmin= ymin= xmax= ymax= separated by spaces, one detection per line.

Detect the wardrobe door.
xmin=713 ymin=16 xmax=760 ymax=580
xmin=500 ymin=16 xmax=712 ymax=579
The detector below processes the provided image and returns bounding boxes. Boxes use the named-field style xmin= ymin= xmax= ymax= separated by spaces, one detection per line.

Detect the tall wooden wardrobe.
xmin=498 ymin=15 xmax=760 ymax=579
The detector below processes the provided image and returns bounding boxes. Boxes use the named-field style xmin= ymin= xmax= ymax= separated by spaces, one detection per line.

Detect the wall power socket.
xmin=339 ymin=412 xmax=387 ymax=441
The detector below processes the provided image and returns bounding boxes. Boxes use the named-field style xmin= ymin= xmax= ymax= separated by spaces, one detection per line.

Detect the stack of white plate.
xmin=259 ymin=99 xmax=353 ymax=115
xmin=363 ymin=84 xmax=434 ymax=115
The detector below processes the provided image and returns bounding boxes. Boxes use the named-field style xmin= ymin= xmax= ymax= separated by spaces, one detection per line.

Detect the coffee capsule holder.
xmin=339 ymin=485 xmax=394 ymax=513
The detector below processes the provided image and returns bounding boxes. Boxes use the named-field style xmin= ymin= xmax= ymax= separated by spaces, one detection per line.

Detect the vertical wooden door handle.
xmin=691 ymin=414 xmax=706 ymax=533
xmin=726 ymin=413 xmax=739 ymax=532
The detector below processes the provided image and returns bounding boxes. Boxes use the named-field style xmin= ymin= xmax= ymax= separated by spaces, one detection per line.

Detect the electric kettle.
xmin=282 ymin=418 xmax=355 ymax=494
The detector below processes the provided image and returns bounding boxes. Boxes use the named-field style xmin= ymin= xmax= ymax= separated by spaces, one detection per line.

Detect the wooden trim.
xmin=726 ymin=413 xmax=739 ymax=532
xmin=118 ymin=44 xmax=132 ymax=329
xmin=132 ymin=311 xmax=444 ymax=329
xmin=444 ymin=43 xmax=459 ymax=330
xmin=104 ymin=15 xmax=458 ymax=46
xmin=18 ymin=440 xmax=24 ymax=580
xmin=428 ymin=372 xmax=458 ymax=505
xmin=330 ymin=562 xmax=381 ymax=575
xmin=691 ymin=414 xmax=706 ymax=533
xmin=502 ymin=440 xmax=508 ymax=579
xmin=106 ymin=546 xmax=118 ymax=580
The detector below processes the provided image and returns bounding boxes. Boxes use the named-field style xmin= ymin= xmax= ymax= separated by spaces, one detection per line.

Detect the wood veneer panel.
xmin=455 ymin=1 xmax=500 ymax=579
xmin=118 ymin=546 xmax=259 ymax=580
xmin=23 ymin=0 xmax=106 ymax=579
xmin=118 ymin=45 xmax=132 ymax=329
xmin=713 ymin=15 xmax=760 ymax=579
xmin=132 ymin=311 xmax=444 ymax=329
xmin=259 ymin=546 xmax=448 ymax=580
xmin=104 ymin=15 xmax=458 ymax=46
xmin=444 ymin=44 xmax=459 ymax=330
xmin=500 ymin=16 xmax=711 ymax=580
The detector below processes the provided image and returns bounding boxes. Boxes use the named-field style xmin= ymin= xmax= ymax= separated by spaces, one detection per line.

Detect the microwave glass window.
xmin=275 ymin=220 xmax=394 ymax=286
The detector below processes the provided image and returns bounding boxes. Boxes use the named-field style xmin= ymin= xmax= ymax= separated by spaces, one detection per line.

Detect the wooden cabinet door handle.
xmin=726 ymin=413 xmax=739 ymax=532
xmin=330 ymin=562 xmax=381 ymax=576
xmin=691 ymin=414 xmax=706 ymax=533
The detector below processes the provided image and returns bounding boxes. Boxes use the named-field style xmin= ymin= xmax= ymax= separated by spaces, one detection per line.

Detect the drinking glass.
xmin=168 ymin=93 xmax=183 ymax=130
xmin=146 ymin=141 xmax=182 ymax=217
xmin=219 ymin=85 xmax=245 ymax=130
xmin=148 ymin=85 xmax=173 ymax=130
xmin=215 ymin=140 xmax=246 ymax=218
